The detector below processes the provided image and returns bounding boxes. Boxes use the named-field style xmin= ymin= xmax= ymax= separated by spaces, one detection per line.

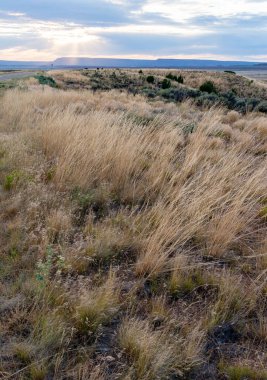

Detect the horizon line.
xmin=1 ymin=57 xmax=267 ymax=64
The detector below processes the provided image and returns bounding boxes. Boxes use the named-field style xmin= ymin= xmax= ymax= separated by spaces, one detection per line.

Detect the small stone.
xmin=106 ymin=355 xmax=115 ymax=362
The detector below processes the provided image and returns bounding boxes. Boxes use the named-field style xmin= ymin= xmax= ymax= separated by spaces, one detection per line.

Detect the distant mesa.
xmin=0 ymin=58 xmax=267 ymax=71
xmin=53 ymin=57 xmax=267 ymax=69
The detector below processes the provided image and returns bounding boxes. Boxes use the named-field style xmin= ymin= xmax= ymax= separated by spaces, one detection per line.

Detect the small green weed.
xmin=36 ymin=246 xmax=65 ymax=284
xmin=3 ymin=170 xmax=22 ymax=190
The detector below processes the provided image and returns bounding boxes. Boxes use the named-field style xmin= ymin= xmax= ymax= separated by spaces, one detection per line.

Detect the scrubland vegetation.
xmin=48 ymin=68 xmax=267 ymax=114
xmin=0 ymin=70 xmax=267 ymax=379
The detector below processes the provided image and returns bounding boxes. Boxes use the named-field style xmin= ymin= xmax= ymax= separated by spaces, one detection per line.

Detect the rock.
xmin=106 ymin=356 xmax=115 ymax=362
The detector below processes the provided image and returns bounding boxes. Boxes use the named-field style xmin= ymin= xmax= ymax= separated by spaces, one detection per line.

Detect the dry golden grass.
xmin=0 ymin=80 xmax=267 ymax=379
xmin=118 ymin=317 xmax=201 ymax=379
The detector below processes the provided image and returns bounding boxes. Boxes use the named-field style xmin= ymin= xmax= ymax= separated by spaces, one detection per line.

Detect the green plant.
xmin=36 ymin=246 xmax=65 ymax=283
xmin=146 ymin=75 xmax=155 ymax=84
xmin=177 ymin=75 xmax=184 ymax=83
xmin=29 ymin=364 xmax=48 ymax=380
xmin=166 ymin=73 xmax=176 ymax=80
xmin=224 ymin=70 xmax=236 ymax=75
xmin=13 ymin=343 xmax=32 ymax=364
xmin=166 ymin=73 xmax=184 ymax=83
xmin=45 ymin=166 xmax=56 ymax=182
xmin=162 ymin=79 xmax=171 ymax=89
xmin=3 ymin=170 xmax=21 ymax=191
xmin=71 ymin=186 xmax=109 ymax=222
xmin=199 ymin=80 xmax=217 ymax=94
xmin=219 ymin=364 xmax=267 ymax=380
xmin=256 ymin=101 xmax=267 ymax=113
xmin=259 ymin=206 xmax=267 ymax=218
xmin=35 ymin=75 xmax=57 ymax=88
xmin=169 ymin=270 xmax=206 ymax=298
xmin=182 ymin=123 xmax=197 ymax=135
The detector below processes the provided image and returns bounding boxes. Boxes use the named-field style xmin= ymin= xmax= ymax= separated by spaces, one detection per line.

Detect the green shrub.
xmin=234 ymin=98 xmax=247 ymax=112
xmin=146 ymin=75 xmax=155 ymax=84
xmin=166 ymin=73 xmax=184 ymax=83
xmin=35 ymin=75 xmax=57 ymax=88
xmin=199 ymin=80 xmax=217 ymax=94
xmin=246 ymin=98 xmax=261 ymax=111
xmin=222 ymin=91 xmax=238 ymax=109
xmin=224 ymin=70 xmax=236 ymax=75
xmin=142 ymin=88 xmax=156 ymax=98
xmin=256 ymin=101 xmax=267 ymax=113
xmin=162 ymin=79 xmax=171 ymax=89
xmin=177 ymin=75 xmax=184 ymax=83
xmin=196 ymin=93 xmax=220 ymax=107
xmin=166 ymin=73 xmax=176 ymax=80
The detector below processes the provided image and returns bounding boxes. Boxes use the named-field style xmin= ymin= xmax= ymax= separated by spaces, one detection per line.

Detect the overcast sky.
xmin=0 ymin=0 xmax=267 ymax=61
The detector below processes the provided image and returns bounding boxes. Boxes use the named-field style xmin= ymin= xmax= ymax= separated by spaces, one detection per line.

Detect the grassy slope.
xmin=48 ymin=69 xmax=267 ymax=114
xmin=0 ymin=72 xmax=267 ymax=379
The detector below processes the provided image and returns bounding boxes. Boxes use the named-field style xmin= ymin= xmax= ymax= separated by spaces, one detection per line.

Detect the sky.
xmin=0 ymin=0 xmax=267 ymax=62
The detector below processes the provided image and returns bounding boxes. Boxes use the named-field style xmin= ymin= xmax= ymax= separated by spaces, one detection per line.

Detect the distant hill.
xmin=255 ymin=63 xmax=267 ymax=68
xmin=53 ymin=57 xmax=266 ymax=69
xmin=1 ymin=58 xmax=267 ymax=71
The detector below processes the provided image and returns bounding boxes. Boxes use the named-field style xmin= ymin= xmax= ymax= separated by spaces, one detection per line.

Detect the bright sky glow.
xmin=0 ymin=0 xmax=266 ymax=61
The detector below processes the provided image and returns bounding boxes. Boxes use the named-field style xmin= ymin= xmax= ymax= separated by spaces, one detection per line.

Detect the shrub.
xmin=246 ymin=98 xmax=261 ymax=112
xmin=177 ymin=74 xmax=184 ymax=83
xmin=234 ymin=98 xmax=247 ymax=113
xmin=166 ymin=73 xmax=184 ymax=83
xmin=223 ymin=91 xmax=238 ymax=109
xmin=160 ymin=87 xmax=199 ymax=102
xmin=146 ymin=75 xmax=155 ymax=84
xmin=196 ymin=93 xmax=220 ymax=107
xmin=256 ymin=101 xmax=267 ymax=113
xmin=35 ymin=75 xmax=57 ymax=88
xmin=199 ymin=80 xmax=217 ymax=94
xmin=166 ymin=73 xmax=177 ymax=81
xmin=142 ymin=88 xmax=156 ymax=98
xmin=224 ymin=70 xmax=236 ymax=75
xmin=162 ymin=79 xmax=171 ymax=89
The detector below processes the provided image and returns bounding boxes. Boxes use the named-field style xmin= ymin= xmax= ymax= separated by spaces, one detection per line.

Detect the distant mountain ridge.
xmin=0 ymin=58 xmax=267 ymax=70
xmin=54 ymin=57 xmax=267 ymax=69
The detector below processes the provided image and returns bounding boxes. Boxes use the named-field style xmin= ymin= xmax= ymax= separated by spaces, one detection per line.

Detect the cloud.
xmin=140 ymin=0 xmax=267 ymax=22
xmin=0 ymin=0 xmax=266 ymax=61
xmin=0 ymin=0 xmax=133 ymax=25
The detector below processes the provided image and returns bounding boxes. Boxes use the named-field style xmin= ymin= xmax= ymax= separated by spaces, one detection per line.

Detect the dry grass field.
xmin=0 ymin=70 xmax=267 ymax=379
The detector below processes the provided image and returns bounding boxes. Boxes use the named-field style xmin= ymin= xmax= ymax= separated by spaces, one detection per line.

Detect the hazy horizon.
xmin=1 ymin=56 xmax=267 ymax=64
